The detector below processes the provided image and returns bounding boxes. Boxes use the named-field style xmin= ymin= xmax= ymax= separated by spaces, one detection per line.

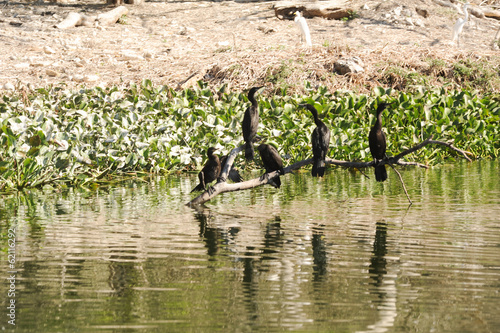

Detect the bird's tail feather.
xmin=191 ymin=183 xmax=205 ymax=193
xmin=312 ymin=158 xmax=325 ymax=177
xmin=374 ymin=165 xmax=387 ymax=182
xmin=229 ymin=169 xmax=244 ymax=183
xmin=269 ymin=176 xmax=281 ymax=189
xmin=245 ymin=141 xmax=254 ymax=161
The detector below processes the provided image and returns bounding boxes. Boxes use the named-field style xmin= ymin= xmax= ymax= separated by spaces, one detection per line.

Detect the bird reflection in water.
xmin=261 ymin=218 xmax=284 ymax=262
xmin=194 ymin=209 xmax=241 ymax=259
xmin=312 ymin=225 xmax=328 ymax=282
xmin=369 ymin=221 xmax=388 ymax=288
xmin=242 ymin=218 xmax=284 ymax=324
xmin=358 ymin=221 xmax=397 ymax=333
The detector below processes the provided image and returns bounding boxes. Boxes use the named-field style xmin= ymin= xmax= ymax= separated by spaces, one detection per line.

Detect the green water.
xmin=1 ymin=161 xmax=499 ymax=332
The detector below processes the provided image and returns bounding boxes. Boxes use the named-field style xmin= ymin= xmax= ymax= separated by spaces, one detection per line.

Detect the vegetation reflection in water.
xmin=0 ymin=161 xmax=499 ymax=332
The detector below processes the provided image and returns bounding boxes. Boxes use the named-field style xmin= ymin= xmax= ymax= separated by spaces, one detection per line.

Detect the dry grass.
xmin=1 ymin=0 xmax=499 ymax=93
xmin=185 ymin=43 xmax=500 ymax=94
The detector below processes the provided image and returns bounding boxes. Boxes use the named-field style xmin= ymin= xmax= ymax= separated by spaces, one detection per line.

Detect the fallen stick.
xmin=56 ymin=12 xmax=83 ymax=29
xmin=56 ymin=6 xmax=128 ymax=29
xmin=97 ymin=6 xmax=128 ymax=26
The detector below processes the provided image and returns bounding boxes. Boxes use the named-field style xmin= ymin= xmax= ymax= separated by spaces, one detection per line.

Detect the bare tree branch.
xmin=427 ymin=140 xmax=473 ymax=162
xmin=396 ymin=161 xmax=429 ymax=169
xmin=189 ymin=146 xmax=311 ymax=206
xmin=187 ymin=136 xmax=472 ymax=206
xmin=389 ymin=135 xmax=434 ymax=163
xmin=388 ymin=163 xmax=412 ymax=205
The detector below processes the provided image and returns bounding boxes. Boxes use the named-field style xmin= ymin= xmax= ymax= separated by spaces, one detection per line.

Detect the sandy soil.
xmin=0 ymin=0 xmax=499 ymax=93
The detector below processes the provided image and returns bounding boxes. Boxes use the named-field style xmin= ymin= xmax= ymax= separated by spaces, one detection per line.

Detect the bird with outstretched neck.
xmin=452 ymin=2 xmax=469 ymax=47
xmin=242 ymin=86 xmax=264 ymax=161
xmin=369 ymin=103 xmax=390 ymax=182
xmin=300 ymin=103 xmax=331 ymax=177
xmin=191 ymin=147 xmax=221 ymax=193
xmin=294 ymin=11 xmax=312 ymax=47
xmin=257 ymin=143 xmax=284 ymax=188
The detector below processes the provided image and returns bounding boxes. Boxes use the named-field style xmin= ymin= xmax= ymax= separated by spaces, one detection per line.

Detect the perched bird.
xmin=452 ymin=2 xmax=469 ymax=47
xmin=191 ymin=147 xmax=221 ymax=193
xmin=294 ymin=11 xmax=312 ymax=47
xmin=300 ymin=103 xmax=331 ymax=177
xmin=369 ymin=103 xmax=390 ymax=182
xmin=257 ymin=143 xmax=284 ymax=188
xmin=219 ymin=155 xmax=244 ymax=183
xmin=242 ymin=86 xmax=264 ymax=161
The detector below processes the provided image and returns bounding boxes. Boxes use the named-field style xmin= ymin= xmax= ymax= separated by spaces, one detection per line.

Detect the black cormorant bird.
xmin=242 ymin=86 xmax=264 ymax=161
xmin=219 ymin=155 xmax=244 ymax=183
xmin=300 ymin=103 xmax=331 ymax=177
xmin=191 ymin=147 xmax=221 ymax=193
xmin=257 ymin=143 xmax=284 ymax=188
xmin=369 ymin=103 xmax=389 ymax=182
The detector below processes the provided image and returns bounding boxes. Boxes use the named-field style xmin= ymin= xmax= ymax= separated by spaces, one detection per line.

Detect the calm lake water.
xmin=1 ymin=161 xmax=499 ymax=332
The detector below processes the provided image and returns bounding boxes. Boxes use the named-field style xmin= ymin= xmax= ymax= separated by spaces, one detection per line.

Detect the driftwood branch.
xmin=189 ymin=145 xmax=310 ymax=206
xmin=56 ymin=6 xmax=128 ymax=29
xmin=187 ymin=137 xmax=473 ymax=206
xmin=97 ymin=6 xmax=129 ymax=26
xmin=56 ymin=12 xmax=85 ymax=29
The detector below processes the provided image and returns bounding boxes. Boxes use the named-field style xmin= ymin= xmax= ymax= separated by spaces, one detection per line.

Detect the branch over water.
xmin=187 ymin=136 xmax=473 ymax=206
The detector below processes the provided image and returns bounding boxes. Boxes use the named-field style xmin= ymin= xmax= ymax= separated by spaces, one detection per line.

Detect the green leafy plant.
xmin=0 ymin=82 xmax=497 ymax=191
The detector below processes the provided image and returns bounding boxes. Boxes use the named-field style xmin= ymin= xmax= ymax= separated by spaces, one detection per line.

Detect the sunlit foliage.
xmin=0 ymin=81 xmax=498 ymax=190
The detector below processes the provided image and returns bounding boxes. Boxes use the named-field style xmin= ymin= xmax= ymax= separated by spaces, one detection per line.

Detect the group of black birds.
xmin=191 ymin=87 xmax=390 ymax=194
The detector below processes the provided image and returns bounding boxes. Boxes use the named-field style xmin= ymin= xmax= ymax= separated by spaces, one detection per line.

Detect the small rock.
xmin=3 ymin=83 xmax=15 ymax=91
xmin=73 ymin=74 xmax=85 ymax=82
xmin=84 ymin=75 xmax=99 ymax=82
xmin=334 ymin=57 xmax=364 ymax=75
xmin=402 ymin=9 xmax=413 ymax=17
xmin=31 ymin=61 xmax=51 ymax=67
xmin=14 ymin=63 xmax=30 ymax=69
xmin=143 ymin=51 xmax=153 ymax=59
xmin=74 ymin=58 xmax=85 ymax=67
xmin=362 ymin=4 xmax=369 ymax=10
xmin=257 ymin=25 xmax=276 ymax=34
xmin=44 ymin=46 xmax=56 ymax=54
xmin=46 ymin=69 xmax=59 ymax=77
xmin=120 ymin=52 xmax=144 ymax=61
xmin=416 ymin=7 xmax=429 ymax=18
xmin=414 ymin=18 xmax=425 ymax=27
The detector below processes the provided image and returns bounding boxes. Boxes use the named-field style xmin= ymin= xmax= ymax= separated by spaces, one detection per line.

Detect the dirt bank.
xmin=1 ymin=0 xmax=499 ymax=93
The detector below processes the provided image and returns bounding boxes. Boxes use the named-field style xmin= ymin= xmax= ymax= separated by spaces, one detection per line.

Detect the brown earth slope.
xmin=0 ymin=0 xmax=499 ymax=93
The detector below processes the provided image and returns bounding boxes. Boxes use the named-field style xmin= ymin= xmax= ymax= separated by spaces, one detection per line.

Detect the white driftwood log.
xmin=97 ymin=6 xmax=128 ymax=26
xmin=187 ymin=136 xmax=472 ymax=206
xmin=56 ymin=6 xmax=128 ymax=29
xmin=56 ymin=12 xmax=84 ymax=29
xmin=483 ymin=8 xmax=500 ymax=20
xmin=274 ymin=0 xmax=351 ymax=20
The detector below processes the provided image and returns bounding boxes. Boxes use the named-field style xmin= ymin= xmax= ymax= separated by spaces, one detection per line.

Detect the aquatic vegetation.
xmin=0 ymin=81 xmax=498 ymax=190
